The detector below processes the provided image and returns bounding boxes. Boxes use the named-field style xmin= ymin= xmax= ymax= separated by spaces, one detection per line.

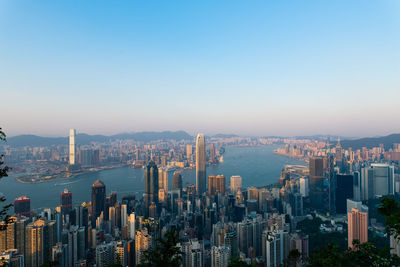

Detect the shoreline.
xmin=14 ymin=164 xmax=129 ymax=184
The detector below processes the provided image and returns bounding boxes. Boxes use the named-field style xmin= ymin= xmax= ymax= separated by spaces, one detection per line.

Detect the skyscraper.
xmin=91 ymin=180 xmax=106 ymax=223
xmin=121 ymin=204 xmax=127 ymax=227
xmin=26 ymin=219 xmax=45 ymax=267
xmin=208 ymin=175 xmax=226 ymax=196
xmin=128 ymin=213 xmax=135 ymax=240
xmin=211 ymin=246 xmax=230 ymax=267
xmin=14 ymin=195 xmax=31 ymax=217
xmin=60 ymin=189 xmax=72 ymax=215
xmin=186 ymin=144 xmax=193 ymax=159
xmin=335 ymin=174 xmax=354 ymax=214
xmin=309 ymin=157 xmax=324 ymax=186
xmin=69 ymin=129 xmax=76 ymax=165
xmin=0 ymin=217 xmax=16 ymax=253
xmin=196 ymin=133 xmax=206 ymax=195
xmin=308 ymin=157 xmax=325 ymax=211
xmin=348 ymin=208 xmax=368 ymax=249
xmin=172 ymin=172 xmax=183 ymax=191
xmin=144 ymin=161 xmax=159 ymax=218
xmin=230 ymin=176 xmax=242 ymax=193
xmin=361 ymin=163 xmax=395 ymax=200
xmin=135 ymin=228 xmax=152 ymax=265
xmin=158 ymin=168 xmax=168 ymax=193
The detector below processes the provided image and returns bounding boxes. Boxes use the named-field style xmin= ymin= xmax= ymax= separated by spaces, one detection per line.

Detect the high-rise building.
xmin=60 ymin=189 xmax=72 ymax=215
xmin=128 ymin=213 xmax=136 ymax=240
xmin=309 ymin=157 xmax=324 ymax=186
xmin=348 ymin=208 xmax=368 ymax=249
xmin=247 ymin=187 xmax=259 ymax=201
xmin=144 ymin=161 xmax=159 ymax=218
xmin=181 ymin=239 xmax=204 ymax=267
xmin=69 ymin=129 xmax=76 ymax=165
xmin=96 ymin=242 xmax=116 ymax=267
xmin=264 ymin=230 xmax=290 ymax=267
xmin=230 ymin=176 xmax=242 ymax=193
xmin=0 ymin=217 xmax=16 ymax=253
xmin=299 ymin=177 xmax=309 ymax=197
xmin=158 ymin=168 xmax=168 ymax=193
xmin=353 ymin=171 xmax=361 ymax=201
xmin=371 ymin=163 xmax=395 ymax=196
xmin=91 ymin=180 xmax=106 ymax=223
xmin=211 ymin=246 xmax=230 ymax=267
xmin=186 ymin=144 xmax=193 ymax=159
xmin=208 ymin=175 xmax=226 ymax=196
xmin=135 ymin=228 xmax=152 ymax=265
xmin=224 ymin=231 xmax=238 ymax=258
xmin=308 ymin=157 xmax=325 ymax=211
xmin=14 ymin=195 xmax=31 ymax=217
xmin=196 ymin=133 xmax=206 ymax=195
xmin=116 ymin=241 xmax=128 ymax=267
xmin=26 ymin=219 xmax=46 ymax=267
xmin=325 ymin=154 xmax=336 ymax=214
xmin=121 ymin=204 xmax=127 ymax=228
xmin=80 ymin=149 xmax=94 ymax=168
xmin=335 ymin=174 xmax=353 ymax=214
xmin=16 ymin=217 xmax=29 ymax=257
xmin=335 ymin=139 xmax=343 ymax=170
xmin=173 ymin=172 xmax=183 ymax=191
xmin=361 ymin=164 xmax=395 ymax=200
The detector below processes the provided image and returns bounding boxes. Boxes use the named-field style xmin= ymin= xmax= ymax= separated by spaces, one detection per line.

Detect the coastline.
xmin=14 ymin=164 xmax=129 ymax=184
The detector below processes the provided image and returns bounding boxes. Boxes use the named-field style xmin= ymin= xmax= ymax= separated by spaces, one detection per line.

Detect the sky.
xmin=1 ymin=0 xmax=400 ymax=137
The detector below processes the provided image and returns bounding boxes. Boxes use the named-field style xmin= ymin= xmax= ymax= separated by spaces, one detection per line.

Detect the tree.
xmin=137 ymin=228 xmax=183 ymax=267
xmin=283 ymin=249 xmax=302 ymax=267
xmin=0 ymin=127 xmax=12 ymax=231
xmin=378 ymin=196 xmax=400 ymax=239
xmin=306 ymin=197 xmax=400 ymax=266
xmin=227 ymin=257 xmax=257 ymax=267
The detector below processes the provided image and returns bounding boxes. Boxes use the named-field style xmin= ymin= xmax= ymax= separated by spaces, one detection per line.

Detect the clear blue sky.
xmin=1 ymin=0 xmax=400 ymax=137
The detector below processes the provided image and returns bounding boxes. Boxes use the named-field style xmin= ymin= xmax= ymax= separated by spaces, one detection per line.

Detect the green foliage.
xmin=107 ymin=262 xmax=123 ymax=267
xmin=136 ymin=228 xmax=183 ymax=267
xmin=283 ymin=249 xmax=302 ymax=267
xmin=0 ymin=127 xmax=12 ymax=231
xmin=307 ymin=197 xmax=400 ymax=266
xmin=297 ymin=217 xmax=347 ymax=252
xmin=39 ymin=260 xmax=59 ymax=267
xmin=378 ymin=197 xmax=400 ymax=239
xmin=307 ymin=241 xmax=400 ymax=267
xmin=227 ymin=257 xmax=257 ymax=267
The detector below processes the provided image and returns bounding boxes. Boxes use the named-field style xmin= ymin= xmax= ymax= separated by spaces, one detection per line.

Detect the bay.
xmin=2 ymin=145 xmax=304 ymax=209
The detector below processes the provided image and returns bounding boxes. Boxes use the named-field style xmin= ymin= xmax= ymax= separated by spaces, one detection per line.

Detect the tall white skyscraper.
xmin=69 ymin=129 xmax=76 ymax=165
xmin=121 ymin=204 xmax=127 ymax=227
xmin=230 ymin=175 xmax=242 ymax=192
xmin=196 ymin=133 xmax=206 ymax=195
xmin=128 ymin=213 xmax=136 ymax=240
xmin=299 ymin=177 xmax=309 ymax=197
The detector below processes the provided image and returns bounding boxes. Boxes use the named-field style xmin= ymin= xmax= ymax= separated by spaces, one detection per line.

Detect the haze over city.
xmin=2 ymin=0 xmax=400 ymax=137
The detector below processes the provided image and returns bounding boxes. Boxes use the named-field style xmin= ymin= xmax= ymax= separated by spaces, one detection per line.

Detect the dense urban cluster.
xmin=1 ymin=130 xmax=400 ymax=267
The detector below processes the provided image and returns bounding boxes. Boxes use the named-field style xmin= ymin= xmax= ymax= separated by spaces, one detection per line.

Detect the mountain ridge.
xmin=5 ymin=131 xmax=193 ymax=147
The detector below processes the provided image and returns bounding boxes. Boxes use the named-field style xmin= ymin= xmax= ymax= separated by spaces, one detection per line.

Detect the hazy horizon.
xmin=2 ymin=1 xmax=400 ymax=137
xmin=5 ymin=129 xmax=398 ymax=140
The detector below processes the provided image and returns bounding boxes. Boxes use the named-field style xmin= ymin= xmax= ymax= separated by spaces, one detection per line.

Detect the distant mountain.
xmin=211 ymin=134 xmax=239 ymax=138
xmin=6 ymin=135 xmax=67 ymax=147
xmin=111 ymin=131 xmax=192 ymax=142
xmin=6 ymin=131 xmax=192 ymax=147
xmin=341 ymin=134 xmax=400 ymax=150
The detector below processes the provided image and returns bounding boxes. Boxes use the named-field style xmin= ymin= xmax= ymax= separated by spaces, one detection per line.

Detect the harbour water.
xmin=2 ymin=145 xmax=304 ymax=209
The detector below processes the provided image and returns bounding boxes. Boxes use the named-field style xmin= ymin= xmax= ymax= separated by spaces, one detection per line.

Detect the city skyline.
xmin=2 ymin=0 xmax=400 ymax=137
